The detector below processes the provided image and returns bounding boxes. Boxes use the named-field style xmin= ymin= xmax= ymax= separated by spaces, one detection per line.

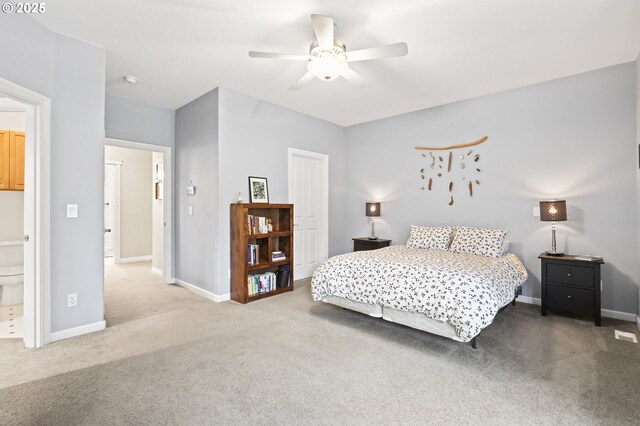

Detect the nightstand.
xmin=539 ymin=253 xmax=604 ymax=326
xmin=353 ymin=238 xmax=391 ymax=252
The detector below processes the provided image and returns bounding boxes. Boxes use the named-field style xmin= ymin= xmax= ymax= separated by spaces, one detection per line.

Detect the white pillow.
xmin=501 ymin=240 xmax=510 ymax=256
xmin=448 ymin=226 xmax=508 ymax=258
xmin=406 ymin=225 xmax=454 ymax=250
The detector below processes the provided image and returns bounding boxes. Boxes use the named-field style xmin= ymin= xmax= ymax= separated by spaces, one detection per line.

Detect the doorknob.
xmin=23 ymin=235 xmax=29 ymax=243
xmin=104 ymin=229 xmax=112 ymax=233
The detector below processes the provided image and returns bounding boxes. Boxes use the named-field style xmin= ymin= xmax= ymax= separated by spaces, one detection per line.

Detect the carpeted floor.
xmin=0 ymin=261 xmax=639 ymax=425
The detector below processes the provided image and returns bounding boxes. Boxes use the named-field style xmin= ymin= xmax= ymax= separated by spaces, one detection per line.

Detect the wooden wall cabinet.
xmin=230 ymin=203 xmax=294 ymax=304
xmin=0 ymin=130 xmax=25 ymax=191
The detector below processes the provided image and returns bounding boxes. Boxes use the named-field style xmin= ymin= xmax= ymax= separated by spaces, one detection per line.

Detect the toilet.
xmin=0 ymin=241 xmax=24 ymax=306
xmin=0 ymin=265 xmax=23 ymax=305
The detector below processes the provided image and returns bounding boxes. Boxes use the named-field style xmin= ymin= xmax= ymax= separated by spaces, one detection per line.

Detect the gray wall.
xmin=636 ymin=52 xmax=640 ymax=322
xmin=0 ymin=15 xmax=107 ymax=332
xmin=346 ymin=63 xmax=638 ymax=315
xmin=105 ymin=96 xmax=175 ymax=148
xmin=175 ymin=89 xmax=219 ymax=293
xmin=217 ymin=88 xmax=348 ymax=295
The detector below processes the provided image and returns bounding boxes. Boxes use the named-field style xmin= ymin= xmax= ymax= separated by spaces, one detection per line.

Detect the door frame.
xmin=0 ymin=77 xmax=52 ymax=348
xmin=104 ymin=138 xmax=174 ymax=284
xmin=287 ymin=148 xmax=329 ymax=278
xmin=104 ymin=160 xmax=122 ymax=259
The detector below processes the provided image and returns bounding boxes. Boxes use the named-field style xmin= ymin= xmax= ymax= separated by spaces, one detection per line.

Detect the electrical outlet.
xmin=67 ymin=293 xmax=78 ymax=307
xmin=533 ymin=207 xmax=540 ymax=217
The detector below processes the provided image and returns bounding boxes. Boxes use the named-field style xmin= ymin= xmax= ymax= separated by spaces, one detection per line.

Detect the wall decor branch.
xmin=414 ymin=136 xmax=488 ymax=151
xmin=416 ymin=136 xmax=487 ymax=206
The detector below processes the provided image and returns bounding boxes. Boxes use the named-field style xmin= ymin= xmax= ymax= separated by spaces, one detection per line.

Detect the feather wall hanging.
xmin=415 ymin=136 xmax=487 ymax=206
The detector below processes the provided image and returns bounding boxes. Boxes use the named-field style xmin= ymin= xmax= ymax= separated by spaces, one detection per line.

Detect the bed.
xmin=311 ymin=240 xmax=528 ymax=348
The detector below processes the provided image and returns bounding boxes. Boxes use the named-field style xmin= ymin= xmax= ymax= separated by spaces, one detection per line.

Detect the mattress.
xmin=312 ymin=246 xmax=528 ymax=342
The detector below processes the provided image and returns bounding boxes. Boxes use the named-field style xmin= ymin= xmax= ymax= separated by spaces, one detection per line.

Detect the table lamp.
xmin=366 ymin=202 xmax=381 ymax=240
xmin=539 ymin=200 xmax=567 ymax=256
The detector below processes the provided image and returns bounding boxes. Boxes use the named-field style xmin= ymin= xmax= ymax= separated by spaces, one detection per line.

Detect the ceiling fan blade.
xmin=310 ymin=14 xmax=334 ymax=51
xmin=346 ymin=42 xmax=408 ymax=62
xmin=341 ymin=68 xmax=368 ymax=88
xmin=249 ymin=51 xmax=309 ymax=61
xmin=288 ymin=72 xmax=315 ymax=91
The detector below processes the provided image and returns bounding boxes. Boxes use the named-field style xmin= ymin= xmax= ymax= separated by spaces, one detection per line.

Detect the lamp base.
xmin=544 ymin=251 xmax=564 ymax=256
xmin=368 ymin=236 xmax=378 ymax=240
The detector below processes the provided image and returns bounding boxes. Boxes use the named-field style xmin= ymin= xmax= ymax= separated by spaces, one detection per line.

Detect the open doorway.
xmin=0 ymin=77 xmax=51 ymax=349
xmin=0 ymin=98 xmax=26 ymax=341
xmin=103 ymin=139 xmax=173 ymax=326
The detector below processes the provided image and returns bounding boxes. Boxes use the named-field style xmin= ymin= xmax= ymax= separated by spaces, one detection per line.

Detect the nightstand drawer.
xmin=546 ymin=284 xmax=594 ymax=312
xmin=546 ymin=263 xmax=594 ymax=287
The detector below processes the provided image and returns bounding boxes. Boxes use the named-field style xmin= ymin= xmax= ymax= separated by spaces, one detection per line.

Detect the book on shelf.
xmin=247 ymin=215 xmax=271 ymax=235
xmin=271 ymin=250 xmax=286 ymax=262
xmin=247 ymin=244 xmax=260 ymax=265
xmin=247 ymin=271 xmax=277 ymax=296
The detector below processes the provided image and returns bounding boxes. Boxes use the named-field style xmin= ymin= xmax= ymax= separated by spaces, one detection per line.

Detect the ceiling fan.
xmin=248 ymin=14 xmax=408 ymax=90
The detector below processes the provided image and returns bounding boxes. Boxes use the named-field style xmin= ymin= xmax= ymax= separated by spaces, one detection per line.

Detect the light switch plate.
xmin=67 ymin=204 xmax=78 ymax=218
xmin=533 ymin=207 xmax=540 ymax=217
xmin=188 ymin=206 xmax=193 ymax=216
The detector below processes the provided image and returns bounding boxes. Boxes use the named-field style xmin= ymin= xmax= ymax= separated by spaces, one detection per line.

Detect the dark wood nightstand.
xmin=353 ymin=238 xmax=391 ymax=252
xmin=539 ymin=253 xmax=604 ymax=326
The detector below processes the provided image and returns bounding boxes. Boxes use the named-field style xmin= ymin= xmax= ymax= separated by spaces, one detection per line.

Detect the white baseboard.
xmin=636 ymin=316 xmax=640 ymax=332
xmin=515 ymin=295 xmax=541 ymax=305
xmin=175 ymin=279 xmax=230 ymax=302
xmin=117 ymin=255 xmax=152 ymax=264
xmin=516 ymin=295 xmax=636 ymax=322
xmin=150 ymin=267 xmax=163 ymax=276
xmin=50 ymin=320 xmax=106 ymax=343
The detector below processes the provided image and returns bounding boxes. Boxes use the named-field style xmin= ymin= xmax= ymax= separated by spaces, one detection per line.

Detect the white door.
xmin=104 ymin=164 xmax=117 ymax=257
xmin=289 ymin=149 xmax=328 ymax=279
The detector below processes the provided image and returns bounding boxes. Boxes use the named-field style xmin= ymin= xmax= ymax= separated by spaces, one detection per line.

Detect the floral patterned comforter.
xmin=311 ymin=246 xmax=528 ymax=341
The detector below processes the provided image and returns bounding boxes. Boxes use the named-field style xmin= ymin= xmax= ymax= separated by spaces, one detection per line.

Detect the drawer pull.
xmin=567 ymin=295 xmax=572 ymax=300
xmin=566 ymin=273 xmax=572 ymax=278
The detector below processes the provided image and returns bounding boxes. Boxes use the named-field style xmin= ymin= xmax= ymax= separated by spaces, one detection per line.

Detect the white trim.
xmin=0 ymin=76 xmax=52 ymax=349
xmin=151 ymin=267 xmax=163 ymax=276
xmin=104 ymin=162 xmax=121 ymax=261
xmin=50 ymin=320 xmax=106 ymax=342
xmin=515 ymin=295 xmax=541 ymax=305
xmin=105 ymin=138 xmax=173 ymax=285
xmin=601 ymin=309 xmax=638 ymax=323
xmin=636 ymin=315 xmax=640 ymax=332
xmin=0 ymin=107 xmax=26 ymax=112
xmin=175 ymin=279 xmax=230 ymax=302
xmin=287 ymin=148 xmax=329 ymax=279
xmin=516 ymin=295 xmax=636 ymax=322
xmin=118 ymin=255 xmax=152 ymax=264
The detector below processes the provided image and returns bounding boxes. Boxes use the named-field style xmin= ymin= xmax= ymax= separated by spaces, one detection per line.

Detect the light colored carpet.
xmin=0 ymin=261 xmax=638 ymax=425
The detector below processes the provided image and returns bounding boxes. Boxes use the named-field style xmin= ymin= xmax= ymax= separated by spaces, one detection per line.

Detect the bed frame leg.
xmin=471 ymin=337 xmax=477 ymax=349
xmin=512 ymin=298 xmax=516 ymax=306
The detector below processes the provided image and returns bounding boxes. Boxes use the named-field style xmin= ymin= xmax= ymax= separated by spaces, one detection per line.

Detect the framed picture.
xmin=248 ymin=176 xmax=269 ymax=203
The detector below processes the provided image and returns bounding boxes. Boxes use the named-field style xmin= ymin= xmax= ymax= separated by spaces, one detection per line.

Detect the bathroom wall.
xmin=0 ymin=110 xmax=25 ymax=265
xmin=105 ymin=145 xmax=153 ymax=260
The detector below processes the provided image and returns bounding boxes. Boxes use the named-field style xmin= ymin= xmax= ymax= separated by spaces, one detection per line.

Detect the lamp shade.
xmin=539 ymin=200 xmax=567 ymax=222
xmin=366 ymin=202 xmax=381 ymax=217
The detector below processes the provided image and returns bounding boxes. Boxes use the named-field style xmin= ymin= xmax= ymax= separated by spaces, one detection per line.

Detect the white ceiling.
xmin=34 ymin=0 xmax=640 ymax=126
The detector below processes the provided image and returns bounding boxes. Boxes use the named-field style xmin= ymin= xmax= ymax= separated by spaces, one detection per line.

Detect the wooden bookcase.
xmin=230 ymin=203 xmax=294 ymax=303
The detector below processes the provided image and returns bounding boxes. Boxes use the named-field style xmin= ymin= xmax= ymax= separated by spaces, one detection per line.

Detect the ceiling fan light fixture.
xmin=307 ymin=54 xmax=347 ymax=81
